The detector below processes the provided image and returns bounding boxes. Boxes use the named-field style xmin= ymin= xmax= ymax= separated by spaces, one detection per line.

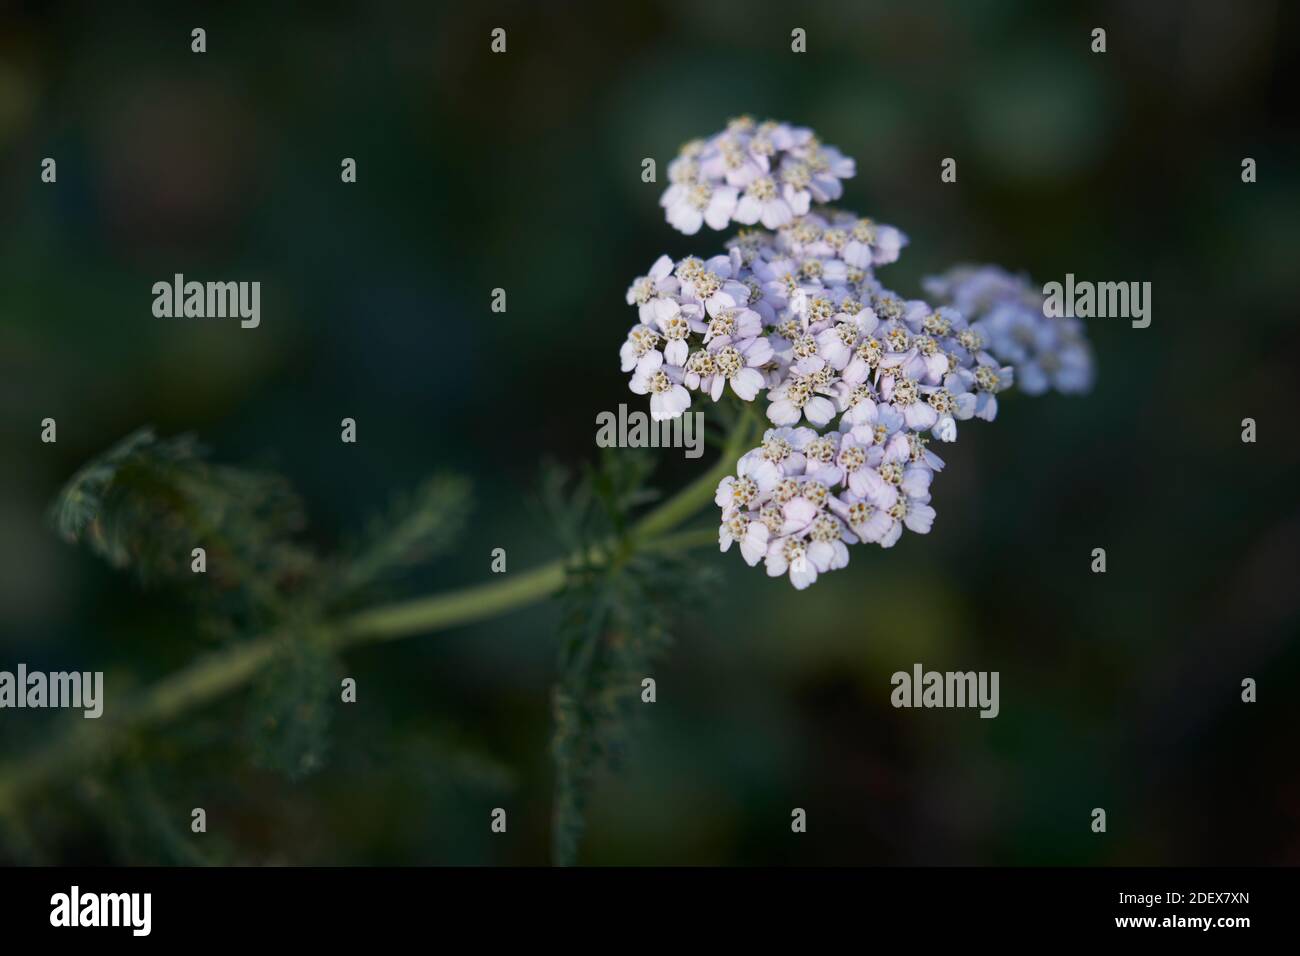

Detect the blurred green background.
xmin=2 ymin=0 xmax=1298 ymax=865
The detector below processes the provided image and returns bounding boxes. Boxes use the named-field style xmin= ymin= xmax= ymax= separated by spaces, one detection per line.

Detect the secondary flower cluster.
xmin=924 ymin=265 xmax=1095 ymax=396
xmin=622 ymin=119 xmax=1093 ymax=588
xmin=660 ymin=118 xmax=856 ymax=234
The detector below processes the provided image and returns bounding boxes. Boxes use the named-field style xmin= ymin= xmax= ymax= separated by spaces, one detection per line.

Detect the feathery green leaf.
xmin=546 ymin=450 xmax=716 ymax=865
xmin=333 ymin=474 xmax=471 ymax=599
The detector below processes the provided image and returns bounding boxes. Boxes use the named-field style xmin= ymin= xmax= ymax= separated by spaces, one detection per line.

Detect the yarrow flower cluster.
xmin=924 ymin=265 xmax=1095 ymax=396
xmin=660 ymin=117 xmax=857 ymax=234
xmin=622 ymin=118 xmax=1095 ymax=588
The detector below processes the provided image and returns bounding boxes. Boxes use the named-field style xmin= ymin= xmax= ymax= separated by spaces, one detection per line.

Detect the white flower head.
xmin=924 ymin=265 xmax=1096 ymax=397
xmin=628 ymin=122 xmax=1095 ymax=587
xmin=660 ymin=120 xmax=857 ymax=235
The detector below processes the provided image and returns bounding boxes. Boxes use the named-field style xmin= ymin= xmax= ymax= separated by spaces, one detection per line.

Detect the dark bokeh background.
xmin=2 ymin=0 xmax=1298 ymax=864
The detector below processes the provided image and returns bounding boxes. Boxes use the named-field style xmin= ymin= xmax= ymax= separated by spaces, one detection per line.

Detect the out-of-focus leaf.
xmin=245 ymin=633 xmax=338 ymax=780
xmin=333 ymin=474 xmax=471 ymax=599
xmin=546 ymin=449 xmax=716 ymax=865
xmin=48 ymin=428 xmax=315 ymax=612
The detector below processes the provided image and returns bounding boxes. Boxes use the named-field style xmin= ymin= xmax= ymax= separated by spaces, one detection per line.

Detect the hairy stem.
xmin=0 ymin=414 xmax=759 ymax=815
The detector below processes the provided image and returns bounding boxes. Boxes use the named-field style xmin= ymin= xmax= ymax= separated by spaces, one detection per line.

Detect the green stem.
xmin=0 ymin=412 xmax=759 ymax=816
xmin=632 ymin=405 xmax=760 ymax=540
xmin=338 ymin=560 xmax=567 ymax=648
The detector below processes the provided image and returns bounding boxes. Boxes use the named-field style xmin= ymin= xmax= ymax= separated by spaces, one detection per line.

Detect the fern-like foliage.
xmin=331 ymin=474 xmax=472 ymax=602
xmin=48 ymin=428 xmax=474 ymax=786
xmin=47 ymin=428 xmax=712 ymax=861
xmin=245 ymin=631 xmax=340 ymax=780
xmin=544 ymin=451 xmax=716 ymax=865
xmin=48 ymin=428 xmax=314 ymax=614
